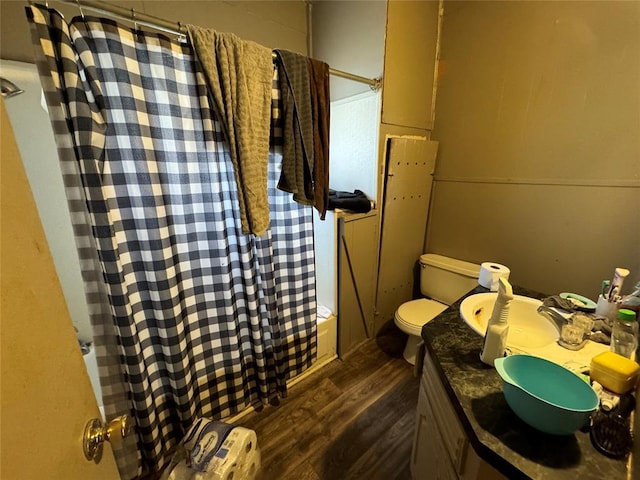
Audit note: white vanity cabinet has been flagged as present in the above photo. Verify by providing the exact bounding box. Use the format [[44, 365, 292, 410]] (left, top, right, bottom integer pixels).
[[411, 351, 505, 480]]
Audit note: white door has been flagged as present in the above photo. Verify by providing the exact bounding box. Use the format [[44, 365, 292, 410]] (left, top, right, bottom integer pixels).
[[1, 99, 121, 478]]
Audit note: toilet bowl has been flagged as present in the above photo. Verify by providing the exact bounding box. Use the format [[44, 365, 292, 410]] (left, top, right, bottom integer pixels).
[[394, 298, 448, 364], [393, 254, 481, 365]]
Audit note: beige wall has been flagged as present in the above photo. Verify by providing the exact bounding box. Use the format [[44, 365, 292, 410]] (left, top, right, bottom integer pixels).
[[381, 0, 440, 130], [377, 0, 440, 211], [311, 0, 386, 101], [427, 1, 640, 299], [0, 0, 307, 63], [6, 0, 636, 306]]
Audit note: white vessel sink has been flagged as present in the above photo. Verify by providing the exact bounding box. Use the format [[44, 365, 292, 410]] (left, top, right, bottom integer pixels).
[[460, 293, 559, 349], [459, 292, 608, 371]]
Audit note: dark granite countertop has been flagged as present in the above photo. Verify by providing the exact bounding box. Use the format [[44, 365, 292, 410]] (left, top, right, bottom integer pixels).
[[421, 284, 632, 480]]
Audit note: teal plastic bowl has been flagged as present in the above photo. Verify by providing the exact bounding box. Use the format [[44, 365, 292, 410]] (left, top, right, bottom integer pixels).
[[494, 354, 598, 435]]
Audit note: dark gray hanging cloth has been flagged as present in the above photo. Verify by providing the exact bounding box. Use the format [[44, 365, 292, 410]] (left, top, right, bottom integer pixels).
[[308, 58, 331, 220], [274, 49, 315, 206], [274, 49, 331, 220]]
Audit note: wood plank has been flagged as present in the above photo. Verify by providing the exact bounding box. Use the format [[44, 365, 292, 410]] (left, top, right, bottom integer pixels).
[[375, 138, 438, 332], [340, 381, 419, 479], [310, 373, 420, 479], [247, 377, 342, 436], [248, 378, 342, 478], [239, 332, 418, 480], [284, 460, 322, 480], [328, 337, 400, 391]]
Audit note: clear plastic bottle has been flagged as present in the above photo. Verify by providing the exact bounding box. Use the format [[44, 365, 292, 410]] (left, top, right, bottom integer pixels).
[[611, 309, 638, 360]]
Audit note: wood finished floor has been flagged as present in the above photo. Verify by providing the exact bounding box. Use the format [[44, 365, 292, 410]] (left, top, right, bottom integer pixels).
[[239, 324, 419, 480]]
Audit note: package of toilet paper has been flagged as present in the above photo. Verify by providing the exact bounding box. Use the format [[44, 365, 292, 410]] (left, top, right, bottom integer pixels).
[[182, 419, 236, 473], [199, 426, 259, 480], [164, 418, 260, 480]]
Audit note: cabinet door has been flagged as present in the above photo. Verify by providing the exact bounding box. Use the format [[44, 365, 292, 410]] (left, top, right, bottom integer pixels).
[[382, 0, 440, 129], [418, 352, 506, 480], [459, 443, 505, 480], [338, 214, 378, 356], [411, 383, 458, 480], [423, 352, 470, 476]]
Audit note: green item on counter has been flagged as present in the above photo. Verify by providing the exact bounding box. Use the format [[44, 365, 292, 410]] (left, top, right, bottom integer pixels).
[[494, 354, 598, 435], [578, 373, 590, 384], [617, 309, 636, 322]]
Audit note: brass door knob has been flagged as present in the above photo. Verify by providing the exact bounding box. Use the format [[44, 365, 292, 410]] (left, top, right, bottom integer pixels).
[[83, 415, 132, 461]]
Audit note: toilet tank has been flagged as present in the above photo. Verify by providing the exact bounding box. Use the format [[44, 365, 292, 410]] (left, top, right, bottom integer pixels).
[[420, 254, 481, 305]]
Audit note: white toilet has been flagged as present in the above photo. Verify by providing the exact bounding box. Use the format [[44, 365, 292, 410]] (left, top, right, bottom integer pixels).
[[394, 254, 481, 364]]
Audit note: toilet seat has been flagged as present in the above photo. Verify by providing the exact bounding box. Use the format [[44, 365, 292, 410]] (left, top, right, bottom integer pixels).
[[395, 298, 448, 336]]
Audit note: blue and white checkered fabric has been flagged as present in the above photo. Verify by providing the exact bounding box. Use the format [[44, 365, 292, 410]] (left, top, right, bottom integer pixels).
[[27, 5, 316, 477]]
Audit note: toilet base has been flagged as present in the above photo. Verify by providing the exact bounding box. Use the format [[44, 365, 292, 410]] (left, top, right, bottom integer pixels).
[[402, 334, 421, 365]]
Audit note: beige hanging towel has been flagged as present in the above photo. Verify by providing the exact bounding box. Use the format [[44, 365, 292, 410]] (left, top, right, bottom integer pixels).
[[187, 25, 273, 236]]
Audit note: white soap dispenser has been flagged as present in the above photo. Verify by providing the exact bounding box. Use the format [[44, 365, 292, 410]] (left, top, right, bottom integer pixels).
[[480, 277, 513, 366]]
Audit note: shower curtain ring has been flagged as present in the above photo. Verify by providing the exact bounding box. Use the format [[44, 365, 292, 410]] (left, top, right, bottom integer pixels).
[[76, 0, 85, 19], [177, 21, 187, 43], [131, 8, 138, 31]]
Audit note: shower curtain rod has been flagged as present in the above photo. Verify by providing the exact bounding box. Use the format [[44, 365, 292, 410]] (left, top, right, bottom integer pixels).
[[50, 0, 382, 90]]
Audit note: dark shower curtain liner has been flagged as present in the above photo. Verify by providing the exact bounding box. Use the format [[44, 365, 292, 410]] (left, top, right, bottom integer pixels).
[[26, 4, 317, 478]]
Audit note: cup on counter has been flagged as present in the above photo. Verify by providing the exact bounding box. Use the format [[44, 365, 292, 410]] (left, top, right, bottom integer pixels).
[[560, 323, 586, 349], [595, 294, 619, 322], [572, 313, 594, 335], [559, 313, 595, 351]]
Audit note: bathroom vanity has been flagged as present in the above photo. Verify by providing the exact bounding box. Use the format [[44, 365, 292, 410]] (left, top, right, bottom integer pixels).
[[412, 285, 631, 480]]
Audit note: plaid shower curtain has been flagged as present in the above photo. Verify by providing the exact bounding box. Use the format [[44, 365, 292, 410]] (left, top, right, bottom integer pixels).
[[26, 5, 316, 478]]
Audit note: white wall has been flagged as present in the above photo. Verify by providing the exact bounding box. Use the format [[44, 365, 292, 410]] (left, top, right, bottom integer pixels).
[[313, 210, 337, 312], [310, 1, 385, 313], [329, 91, 381, 200], [311, 0, 386, 101], [314, 91, 381, 312]]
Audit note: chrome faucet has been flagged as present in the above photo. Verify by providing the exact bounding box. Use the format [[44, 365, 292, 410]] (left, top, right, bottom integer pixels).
[[536, 305, 568, 329]]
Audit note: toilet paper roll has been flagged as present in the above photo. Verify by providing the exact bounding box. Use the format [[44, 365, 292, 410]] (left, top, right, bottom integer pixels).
[[206, 426, 259, 480], [240, 447, 261, 480], [181, 418, 259, 480], [478, 262, 511, 291]]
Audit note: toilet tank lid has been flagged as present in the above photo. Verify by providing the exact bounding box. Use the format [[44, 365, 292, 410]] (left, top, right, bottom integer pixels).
[[420, 254, 481, 278]]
